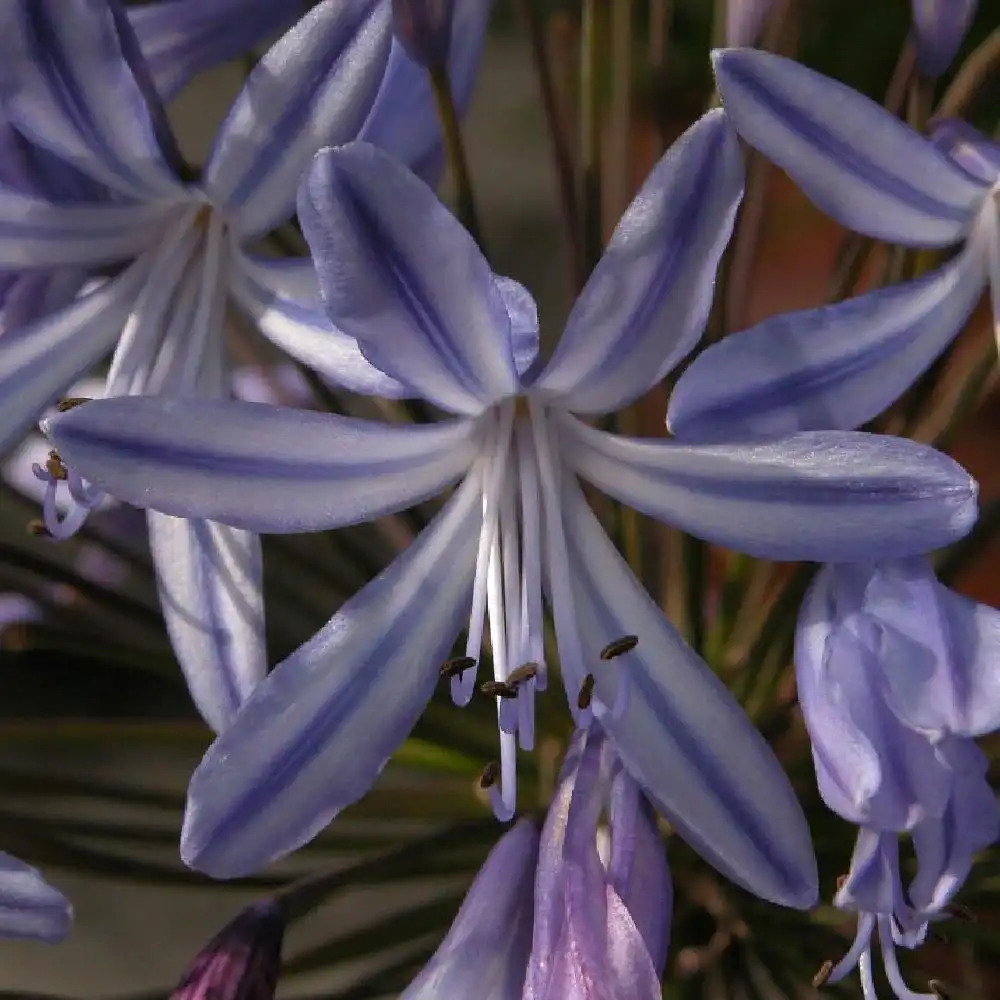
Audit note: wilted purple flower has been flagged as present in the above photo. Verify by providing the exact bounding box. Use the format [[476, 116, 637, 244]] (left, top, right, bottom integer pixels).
[[392, 0, 457, 68], [172, 901, 284, 1000], [49, 116, 977, 895], [797, 559, 1000, 997], [668, 49, 999, 442], [0, 0, 490, 735], [725, 0, 777, 48], [0, 853, 72, 943], [911, 0, 979, 78]]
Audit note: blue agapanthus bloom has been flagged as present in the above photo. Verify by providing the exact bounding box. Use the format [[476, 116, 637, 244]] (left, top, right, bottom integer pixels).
[[0, 853, 72, 943], [797, 558, 1000, 998], [0, 0, 489, 735], [401, 726, 670, 1000], [668, 48, 999, 442], [910, 0, 979, 78], [47, 114, 978, 901]]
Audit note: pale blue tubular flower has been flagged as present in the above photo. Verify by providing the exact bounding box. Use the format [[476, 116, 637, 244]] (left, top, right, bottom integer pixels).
[[0, 853, 72, 943], [667, 48, 999, 442], [911, 0, 979, 78], [47, 117, 978, 897], [797, 559, 1000, 998], [0, 0, 397, 735]]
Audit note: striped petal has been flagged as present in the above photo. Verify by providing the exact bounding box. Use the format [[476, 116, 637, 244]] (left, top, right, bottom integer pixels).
[[559, 415, 977, 562], [556, 477, 818, 907], [534, 110, 743, 414], [148, 513, 266, 735], [667, 248, 988, 439], [0, 187, 169, 268], [127, 0, 304, 101], [0, 0, 182, 199], [359, 0, 491, 182], [230, 254, 414, 398], [0, 261, 148, 458], [931, 120, 1000, 186], [401, 819, 538, 1000], [712, 48, 990, 246], [181, 471, 482, 877], [47, 396, 480, 532], [205, 0, 392, 238], [299, 143, 518, 413], [0, 854, 72, 943]]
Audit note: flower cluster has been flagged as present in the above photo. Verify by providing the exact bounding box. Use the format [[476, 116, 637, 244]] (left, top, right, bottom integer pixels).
[[0, 0, 997, 996]]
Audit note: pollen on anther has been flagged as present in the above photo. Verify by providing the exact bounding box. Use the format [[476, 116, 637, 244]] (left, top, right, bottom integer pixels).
[[811, 960, 833, 988], [481, 680, 518, 699], [600, 634, 638, 660], [27, 519, 51, 538], [440, 656, 476, 679], [55, 397, 92, 413], [577, 674, 595, 710], [480, 761, 500, 789], [45, 451, 68, 481], [507, 662, 539, 686]]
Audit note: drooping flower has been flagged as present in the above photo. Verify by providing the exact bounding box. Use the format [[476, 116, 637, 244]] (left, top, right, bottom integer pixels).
[[0, 853, 72, 943], [401, 726, 670, 1000], [667, 48, 998, 442], [796, 559, 1000, 998], [911, 0, 979, 78], [0, 0, 490, 734], [48, 118, 977, 897], [171, 900, 284, 1000]]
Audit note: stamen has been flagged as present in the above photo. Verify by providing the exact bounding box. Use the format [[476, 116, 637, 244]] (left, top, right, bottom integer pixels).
[[440, 656, 477, 679], [826, 913, 876, 983], [55, 397, 92, 412], [577, 673, 595, 710], [479, 761, 500, 789], [481, 680, 518, 699], [507, 662, 539, 685], [45, 451, 68, 481], [812, 960, 834, 988], [600, 634, 638, 660], [26, 519, 51, 537], [877, 916, 938, 1000]]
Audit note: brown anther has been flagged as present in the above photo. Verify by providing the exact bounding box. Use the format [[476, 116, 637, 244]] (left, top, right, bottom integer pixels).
[[600, 634, 638, 660], [835, 873, 848, 891], [946, 901, 976, 922], [440, 655, 476, 679], [480, 680, 518, 699], [928, 980, 950, 999], [480, 761, 500, 789], [55, 396, 92, 412], [26, 519, 51, 538], [577, 673, 595, 710], [45, 450, 68, 481], [507, 662, 539, 686], [811, 960, 834, 989]]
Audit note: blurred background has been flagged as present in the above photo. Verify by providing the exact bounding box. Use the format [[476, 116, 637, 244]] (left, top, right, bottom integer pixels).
[[1, 1, 999, 996]]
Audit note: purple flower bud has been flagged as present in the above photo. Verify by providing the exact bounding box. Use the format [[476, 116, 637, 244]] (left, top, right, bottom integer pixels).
[[171, 901, 284, 1000], [912, 0, 979, 77], [726, 0, 777, 47], [391, 0, 457, 69]]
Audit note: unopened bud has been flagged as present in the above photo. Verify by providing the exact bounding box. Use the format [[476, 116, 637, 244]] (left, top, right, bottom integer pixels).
[[391, 0, 456, 68]]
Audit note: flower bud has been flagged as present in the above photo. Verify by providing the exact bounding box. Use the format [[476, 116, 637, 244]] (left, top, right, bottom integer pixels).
[[391, 0, 456, 69], [912, 0, 978, 77]]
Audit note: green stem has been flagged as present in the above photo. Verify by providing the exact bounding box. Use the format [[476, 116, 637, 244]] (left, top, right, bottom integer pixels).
[[429, 65, 485, 250]]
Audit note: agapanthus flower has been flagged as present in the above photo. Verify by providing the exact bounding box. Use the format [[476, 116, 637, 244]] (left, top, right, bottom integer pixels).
[[0, 853, 72, 943], [725, 0, 777, 48], [392, 0, 456, 68], [171, 900, 283, 1000], [667, 48, 999, 442], [797, 559, 1000, 998], [48, 117, 977, 899], [911, 0, 979, 78], [0, 0, 489, 734], [402, 725, 669, 1000]]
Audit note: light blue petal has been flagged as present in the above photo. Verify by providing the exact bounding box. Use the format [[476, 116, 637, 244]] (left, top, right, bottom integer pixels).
[[0, 262, 148, 457], [359, 0, 491, 181], [556, 477, 818, 907], [0, 853, 72, 943], [931, 119, 1000, 185], [230, 254, 416, 398], [0, 0, 182, 199], [534, 110, 743, 414], [859, 560, 1000, 740], [204, 0, 392, 238], [712, 49, 990, 245], [496, 275, 540, 380], [148, 513, 266, 735], [180, 471, 483, 877], [0, 186, 171, 268], [835, 830, 903, 915], [667, 248, 987, 439], [796, 565, 954, 830], [299, 143, 518, 413], [559, 415, 978, 562], [401, 819, 538, 1000], [48, 396, 481, 532], [912, 0, 978, 77], [127, 0, 304, 101]]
